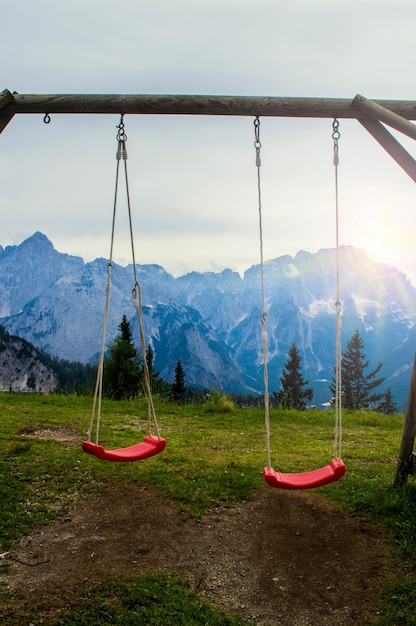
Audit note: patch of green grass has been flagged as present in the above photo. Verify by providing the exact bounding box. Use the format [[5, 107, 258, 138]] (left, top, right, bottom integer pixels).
[[0, 585, 23, 603], [337, 480, 416, 562], [0, 395, 100, 548], [364, 576, 416, 625], [203, 392, 236, 414], [51, 575, 252, 625]]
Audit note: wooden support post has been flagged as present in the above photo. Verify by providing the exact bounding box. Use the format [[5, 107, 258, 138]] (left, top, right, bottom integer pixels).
[[357, 115, 416, 183], [394, 354, 416, 487], [0, 89, 15, 133], [352, 94, 416, 141]]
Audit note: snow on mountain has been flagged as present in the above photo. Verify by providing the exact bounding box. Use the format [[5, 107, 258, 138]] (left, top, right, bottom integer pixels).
[[1, 232, 416, 408]]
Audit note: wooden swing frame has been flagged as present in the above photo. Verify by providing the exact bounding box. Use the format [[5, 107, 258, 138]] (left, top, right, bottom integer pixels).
[[1, 89, 415, 484]]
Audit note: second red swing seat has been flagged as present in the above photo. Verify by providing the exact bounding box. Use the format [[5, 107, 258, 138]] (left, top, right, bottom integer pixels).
[[264, 457, 346, 490], [82, 435, 166, 462]]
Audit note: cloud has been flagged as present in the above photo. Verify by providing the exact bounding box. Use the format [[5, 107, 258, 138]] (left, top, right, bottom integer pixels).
[[1, 0, 416, 285]]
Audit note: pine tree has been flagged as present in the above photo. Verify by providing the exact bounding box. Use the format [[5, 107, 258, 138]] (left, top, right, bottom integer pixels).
[[337, 330, 385, 409], [103, 315, 141, 400], [377, 387, 397, 414], [171, 359, 186, 404], [143, 344, 164, 394], [273, 343, 313, 410]]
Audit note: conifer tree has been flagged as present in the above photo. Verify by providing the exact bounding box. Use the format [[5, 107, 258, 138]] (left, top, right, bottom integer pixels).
[[377, 387, 397, 415], [143, 344, 164, 394], [103, 315, 141, 400], [171, 359, 186, 404], [273, 343, 313, 410], [336, 329, 385, 409]]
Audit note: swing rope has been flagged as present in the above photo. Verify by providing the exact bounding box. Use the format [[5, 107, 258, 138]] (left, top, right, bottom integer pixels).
[[120, 119, 161, 440], [255, 116, 346, 489], [87, 126, 121, 445], [333, 118, 343, 461], [254, 117, 272, 469], [86, 116, 161, 447]]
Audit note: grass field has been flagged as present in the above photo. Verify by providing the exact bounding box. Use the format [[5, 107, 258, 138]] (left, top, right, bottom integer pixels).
[[1, 393, 416, 624]]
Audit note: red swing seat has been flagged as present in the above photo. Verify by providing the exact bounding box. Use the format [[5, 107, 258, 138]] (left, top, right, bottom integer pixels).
[[264, 457, 346, 490], [82, 435, 166, 462]]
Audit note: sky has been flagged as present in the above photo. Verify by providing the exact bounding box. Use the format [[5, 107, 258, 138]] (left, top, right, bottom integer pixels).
[[1, 0, 416, 283]]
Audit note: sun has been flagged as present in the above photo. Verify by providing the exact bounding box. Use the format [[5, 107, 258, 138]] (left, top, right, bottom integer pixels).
[[342, 193, 409, 275]]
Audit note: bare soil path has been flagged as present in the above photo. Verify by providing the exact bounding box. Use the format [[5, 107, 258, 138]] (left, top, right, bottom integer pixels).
[[1, 480, 392, 625]]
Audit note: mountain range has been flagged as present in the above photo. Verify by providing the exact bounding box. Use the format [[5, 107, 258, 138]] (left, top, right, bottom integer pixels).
[[0, 231, 415, 410]]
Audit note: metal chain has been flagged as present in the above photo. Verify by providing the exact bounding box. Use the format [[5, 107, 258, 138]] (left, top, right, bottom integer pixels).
[[332, 118, 340, 161], [254, 116, 262, 166], [116, 114, 128, 160]]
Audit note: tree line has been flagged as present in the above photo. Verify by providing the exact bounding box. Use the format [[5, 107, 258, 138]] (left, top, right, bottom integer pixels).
[[39, 316, 397, 413], [100, 315, 187, 404], [275, 329, 396, 414]]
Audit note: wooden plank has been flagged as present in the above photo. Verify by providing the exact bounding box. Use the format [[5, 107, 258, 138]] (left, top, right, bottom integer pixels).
[[357, 115, 416, 183], [1, 92, 416, 119], [353, 94, 416, 140], [394, 354, 416, 487]]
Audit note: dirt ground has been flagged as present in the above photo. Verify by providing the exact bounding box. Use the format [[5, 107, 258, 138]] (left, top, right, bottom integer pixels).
[[1, 481, 393, 626], [1, 428, 393, 625]]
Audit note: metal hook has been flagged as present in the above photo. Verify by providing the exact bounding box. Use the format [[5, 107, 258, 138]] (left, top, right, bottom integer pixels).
[[116, 113, 127, 142], [43, 113, 51, 124], [254, 116, 261, 148]]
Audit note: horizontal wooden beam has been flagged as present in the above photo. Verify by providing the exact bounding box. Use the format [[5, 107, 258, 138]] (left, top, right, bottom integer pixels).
[[1, 91, 416, 120], [352, 94, 416, 140]]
